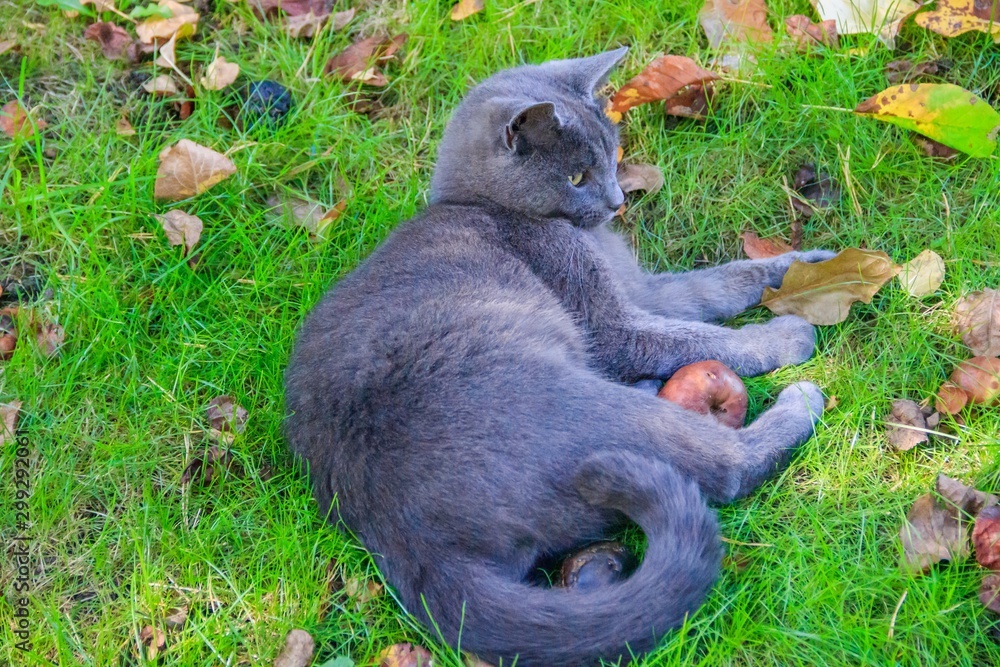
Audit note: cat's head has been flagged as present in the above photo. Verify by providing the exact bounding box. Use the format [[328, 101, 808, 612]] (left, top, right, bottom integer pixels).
[[429, 48, 628, 229]]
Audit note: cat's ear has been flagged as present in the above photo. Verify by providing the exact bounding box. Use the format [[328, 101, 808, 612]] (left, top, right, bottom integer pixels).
[[503, 101, 559, 153], [558, 47, 629, 95]]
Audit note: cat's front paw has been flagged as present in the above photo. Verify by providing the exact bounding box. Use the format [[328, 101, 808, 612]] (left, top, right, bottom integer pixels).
[[764, 315, 817, 366], [775, 381, 825, 427]]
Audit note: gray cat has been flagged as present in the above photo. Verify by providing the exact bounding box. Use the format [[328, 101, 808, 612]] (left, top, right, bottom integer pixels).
[[285, 48, 832, 667]]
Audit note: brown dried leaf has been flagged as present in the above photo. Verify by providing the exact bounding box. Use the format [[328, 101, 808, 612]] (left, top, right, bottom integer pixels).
[[1, 101, 47, 140], [180, 445, 241, 485], [136, 0, 199, 45], [785, 14, 838, 49], [898, 249, 945, 297], [0, 41, 18, 56], [974, 506, 1000, 570], [139, 625, 166, 660], [608, 55, 720, 121], [740, 231, 792, 259], [343, 575, 383, 610], [378, 643, 434, 667], [116, 115, 136, 136], [915, 0, 1000, 41], [36, 321, 64, 357], [0, 400, 21, 447], [616, 163, 664, 194], [792, 164, 840, 216], [249, 0, 328, 18], [164, 605, 188, 630], [283, 10, 325, 37], [936, 474, 999, 517], [885, 399, 928, 451], [935, 381, 969, 415], [206, 395, 248, 434], [699, 0, 773, 48], [981, 573, 1000, 613], [273, 629, 315, 667], [450, 0, 485, 21], [143, 74, 180, 96], [950, 356, 1000, 405], [155, 209, 202, 254], [84, 21, 134, 60], [325, 33, 408, 87], [663, 83, 716, 118], [953, 289, 1000, 357], [200, 56, 239, 90], [760, 248, 899, 325], [154, 139, 236, 201], [912, 135, 960, 160], [899, 492, 970, 572], [885, 58, 940, 85]]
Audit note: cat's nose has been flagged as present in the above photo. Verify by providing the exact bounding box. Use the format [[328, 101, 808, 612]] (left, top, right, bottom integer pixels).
[[606, 184, 625, 210]]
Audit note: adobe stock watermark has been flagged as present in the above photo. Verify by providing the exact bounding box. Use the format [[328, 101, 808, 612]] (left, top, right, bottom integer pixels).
[[10, 430, 33, 653]]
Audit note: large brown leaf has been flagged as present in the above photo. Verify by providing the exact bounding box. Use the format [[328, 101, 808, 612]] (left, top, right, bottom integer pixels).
[[699, 0, 774, 48], [325, 34, 408, 87], [84, 21, 134, 60], [154, 139, 236, 201], [760, 248, 899, 325], [607, 55, 719, 122], [952, 288, 1000, 357], [899, 492, 970, 572]]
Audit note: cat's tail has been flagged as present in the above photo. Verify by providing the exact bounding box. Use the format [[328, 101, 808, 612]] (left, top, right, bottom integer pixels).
[[433, 451, 722, 667]]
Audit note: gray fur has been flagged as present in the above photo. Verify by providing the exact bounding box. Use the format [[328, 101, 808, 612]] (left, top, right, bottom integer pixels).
[[285, 48, 830, 667]]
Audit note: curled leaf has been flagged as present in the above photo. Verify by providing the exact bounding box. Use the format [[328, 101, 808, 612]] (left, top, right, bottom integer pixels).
[[201, 56, 239, 90], [84, 21, 134, 60], [155, 209, 202, 254], [952, 289, 1000, 357], [206, 395, 248, 435], [143, 74, 179, 96], [899, 492, 970, 572], [898, 249, 945, 297], [608, 55, 719, 122], [616, 163, 663, 194], [154, 139, 236, 201], [784, 14, 838, 49], [135, 0, 198, 45], [760, 248, 899, 325], [855, 83, 1000, 158], [885, 399, 928, 451], [937, 474, 998, 517], [885, 58, 942, 85], [325, 33, 407, 87]]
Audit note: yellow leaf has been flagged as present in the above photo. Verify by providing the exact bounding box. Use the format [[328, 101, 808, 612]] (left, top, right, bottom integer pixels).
[[898, 249, 945, 297], [760, 248, 899, 325], [450, 0, 484, 21], [200, 56, 239, 90], [915, 0, 1000, 42]]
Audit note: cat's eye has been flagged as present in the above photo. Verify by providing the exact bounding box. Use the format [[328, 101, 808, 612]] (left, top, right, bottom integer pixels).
[[568, 172, 585, 186]]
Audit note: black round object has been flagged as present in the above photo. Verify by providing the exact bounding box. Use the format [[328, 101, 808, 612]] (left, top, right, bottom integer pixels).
[[560, 541, 636, 590], [240, 80, 294, 129]]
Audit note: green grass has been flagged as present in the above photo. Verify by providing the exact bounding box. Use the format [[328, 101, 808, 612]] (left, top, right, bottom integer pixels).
[[2, 0, 1000, 664]]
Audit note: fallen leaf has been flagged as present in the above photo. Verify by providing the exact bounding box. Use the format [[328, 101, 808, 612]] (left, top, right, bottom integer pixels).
[[36, 321, 64, 357], [885, 58, 941, 85], [915, 0, 1000, 42], [981, 573, 1000, 613], [316, 201, 347, 238], [785, 14, 838, 49], [935, 381, 969, 415], [898, 249, 945, 297], [0, 41, 18, 56], [760, 248, 899, 325], [206, 395, 248, 435], [377, 643, 434, 667], [616, 163, 664, 194], [164, 605, 188, 630], [201, 56, 239, 90], [950, 357, 1000, 405], [136, 0, 198, 45], [855, 83, 1000, 158], [810, 0, 921, 47], [450, 0, 484, 21], [1, 101, 47, 140], [283, 10, 325, 37], [249, 0, 330, 17], [0, 400, 21, 447], [154, 139, 236, 201], [663, 83, 716, 118], [740, 231, 793, 259], [180, 445, 241, 485], [343, 575, 382, 610], [900, 492, 970, 572], [912, 134, 961, 160], [325, 33, 407, 87], [791, 164, 840, 216], [975, 506, 1000, 570], [273, 629, 315, 667], [608, 55, 720, 122], [937, 474, 998, 517], [699, 0, 773, 48], [885, 399, 928, 451], [953, 289, 1000, 357], [0, 312, 17, 360], [143, 74, 179, 96], [116, 115, 136, 136], [139, 625, 166, 660], [84, 21, 133, 60], [155, 209, 202, 254]]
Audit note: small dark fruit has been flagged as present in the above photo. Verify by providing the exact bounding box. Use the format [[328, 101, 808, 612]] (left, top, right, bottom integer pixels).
[[560, 542, 636, 590], [239, 80, 294, 129], [658, 360, 748, 428]]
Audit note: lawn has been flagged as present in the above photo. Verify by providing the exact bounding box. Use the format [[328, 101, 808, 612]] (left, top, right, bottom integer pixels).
[[2, 0, 1000, 665]]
